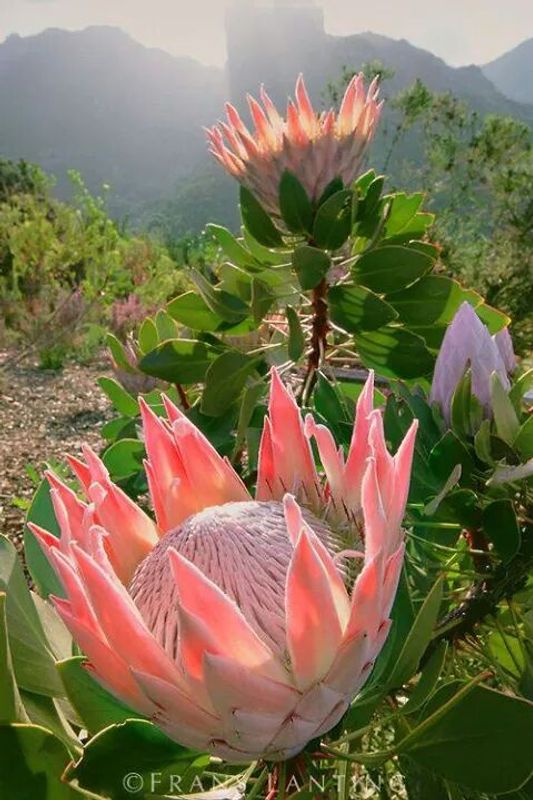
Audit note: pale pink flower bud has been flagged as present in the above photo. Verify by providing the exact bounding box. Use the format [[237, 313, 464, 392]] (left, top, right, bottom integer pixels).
[[430, 302, 515, 423], [32, 370, 416, 763]]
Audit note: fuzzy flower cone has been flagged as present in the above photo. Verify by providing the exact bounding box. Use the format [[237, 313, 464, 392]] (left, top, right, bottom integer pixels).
[[430, 302, 516, 423], [206, 74, 382, 218], [31, 369, 417, 763]]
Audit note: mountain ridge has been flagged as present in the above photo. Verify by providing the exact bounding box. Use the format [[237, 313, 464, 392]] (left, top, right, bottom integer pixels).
[[0, 23, 531, 230], [482, 38, 533, 106]]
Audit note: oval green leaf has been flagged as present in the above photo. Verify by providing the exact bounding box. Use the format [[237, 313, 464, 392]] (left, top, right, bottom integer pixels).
[[139, 339, 218, 384], [240, 186, 283, 248], [312, 189, 353, 250], [354, 245, 434, 294], [355, 327, 434, 380], [328, 283, 398, 333]]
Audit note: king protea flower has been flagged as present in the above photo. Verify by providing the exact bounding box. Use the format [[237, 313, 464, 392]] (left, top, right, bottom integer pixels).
[[31, 370, 416, 763], [206, 74, 382, 217], [430, 302, 516, 423]]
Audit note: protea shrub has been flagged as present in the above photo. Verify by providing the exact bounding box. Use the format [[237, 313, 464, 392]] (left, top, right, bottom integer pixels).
[[30, 369, 416, 763]]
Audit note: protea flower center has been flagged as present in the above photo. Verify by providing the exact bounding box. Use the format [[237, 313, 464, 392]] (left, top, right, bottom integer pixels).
[[129, 500, 333, 656]]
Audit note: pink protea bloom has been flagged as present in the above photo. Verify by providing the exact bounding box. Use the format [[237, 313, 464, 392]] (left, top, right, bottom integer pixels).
[[31, 370, 417, 763], [430, 302, 516, 423], [206, 74, 382, 217]]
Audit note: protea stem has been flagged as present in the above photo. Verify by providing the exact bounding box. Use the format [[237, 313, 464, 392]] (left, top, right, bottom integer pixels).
[[300, 277, 330, 405]]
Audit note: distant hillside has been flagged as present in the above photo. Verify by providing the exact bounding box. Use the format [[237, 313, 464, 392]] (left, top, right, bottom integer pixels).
[[226, 6, 532, 120], [0, 20, 531, 233], [0, 26, 228, 219], [482, 38, 533, 106]]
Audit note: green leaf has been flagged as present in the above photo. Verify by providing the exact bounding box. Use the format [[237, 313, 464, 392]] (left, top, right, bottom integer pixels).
[[514, 415, 533, 460], [20, 691, 79, 754], [207, 223, 258, 268], [0, 593, 28, 723], [97, 377, 138, 418], [137, 318, 158, 354], [483, 499, 521, 563], [487, 629, 526, 681], [233, 380, 267, 457], [240, 186, 283, 248], [491, 372, 520, 445], [474, 419, 493, 464], [312, 373, 349, 440], [403, 641, 449, 715], [58, 657, 140, 735], [509, 369, 533, 411], [286, 306, 305, 362], [328, 284, 398, 333], [357, 174, 384, 214], [355, 327, 434, 380], [0, 536, 63, 697], [251, 277, 274, 324], [370, 569, 415, 690], [139, 339, 218, 384], [154, 309, 177, 341], [317, 176, 344, 207], [312, 189, 353, 250], [106, 333, 135, 373], [242, 228, 289, 265], [292, 245, 331, 290], [402, 683, 533, 795], [167, 292, 223, 332], [102, 439, 145, 481], [450, 370, 483, 438], [429, 431, 475, 484], [423, 464, 462, 517], [31, 594, 72, 663], [383, 192, 424, 237], [476, 302, 510, 333], [353, 245, 434, 294], [354, 169, 376, 196], [190, 270, 249, 325], [382, 212, 435, 245], [201, 351, 259, 417], [387, 578, 443, 689], [440, 488, 481, 529], [68, 719, 207, 799], [0, 723, 76, 799], [279, 170, 313, 233], [101, 417, 136, 444], [24, 480, 63, 599], [387, 276, 482, 326]]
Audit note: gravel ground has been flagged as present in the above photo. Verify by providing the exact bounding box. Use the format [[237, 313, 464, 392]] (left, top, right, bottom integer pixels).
[[0, 353, 112, 553]]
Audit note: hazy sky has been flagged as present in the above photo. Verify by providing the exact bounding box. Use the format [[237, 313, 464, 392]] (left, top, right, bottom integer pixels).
[[2, 0, 532, 67]]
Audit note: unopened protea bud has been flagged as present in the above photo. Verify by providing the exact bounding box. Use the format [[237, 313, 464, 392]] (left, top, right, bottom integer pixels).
[[207, 74, 382, 218], [109, 337, 162, 396], [430, 302, 516, 423]]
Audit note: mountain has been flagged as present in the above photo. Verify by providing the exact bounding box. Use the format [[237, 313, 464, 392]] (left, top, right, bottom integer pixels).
[[0, 26, 228, 219], [0, 19, 531, 233], [482, 39, 533, 106], [226, 5, 532, 120]]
